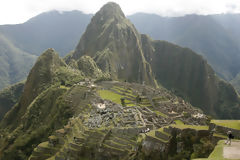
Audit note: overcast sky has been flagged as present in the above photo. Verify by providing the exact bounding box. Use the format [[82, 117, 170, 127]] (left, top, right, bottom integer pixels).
[[1, 0, 240, 25]]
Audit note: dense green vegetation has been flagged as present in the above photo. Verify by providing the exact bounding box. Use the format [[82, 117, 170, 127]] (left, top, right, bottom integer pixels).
[[193, 140, 240, 160], [0, 3, 240, 160], [0, 49, 85, 159], [0, 81, 24, 120], [168, 127, 214, 160], [72, 2, 157, 87]]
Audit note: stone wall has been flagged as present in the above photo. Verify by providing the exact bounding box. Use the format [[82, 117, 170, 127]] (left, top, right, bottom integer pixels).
[[209, 123, 240, 139]]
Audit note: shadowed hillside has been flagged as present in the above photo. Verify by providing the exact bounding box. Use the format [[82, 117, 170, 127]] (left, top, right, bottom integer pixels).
[[0, 82, 24, 120], [0, 34, 36, 90], [129, 13, 240, 83]]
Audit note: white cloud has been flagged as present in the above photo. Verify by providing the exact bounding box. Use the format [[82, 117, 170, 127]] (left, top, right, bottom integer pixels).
[[0, 0, 240, 24]]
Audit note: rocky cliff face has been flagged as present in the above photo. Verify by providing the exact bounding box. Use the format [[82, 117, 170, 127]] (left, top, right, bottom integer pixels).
[[140, 35, 240, 118], [71, 2, 157, 87]]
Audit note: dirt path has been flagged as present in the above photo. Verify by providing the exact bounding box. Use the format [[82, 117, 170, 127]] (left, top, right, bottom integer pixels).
[[223, 141, 240, 159]]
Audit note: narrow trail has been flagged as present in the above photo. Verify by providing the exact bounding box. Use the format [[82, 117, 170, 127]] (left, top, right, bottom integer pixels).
[[223, 141, 240, 160]]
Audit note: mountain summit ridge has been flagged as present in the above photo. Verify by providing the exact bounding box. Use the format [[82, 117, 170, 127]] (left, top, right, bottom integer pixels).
[[72, 2, 157, 86]]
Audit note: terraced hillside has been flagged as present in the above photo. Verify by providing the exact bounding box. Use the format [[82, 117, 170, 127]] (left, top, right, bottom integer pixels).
[[1, 2, 240, 160], [25, 80, 211, 160]]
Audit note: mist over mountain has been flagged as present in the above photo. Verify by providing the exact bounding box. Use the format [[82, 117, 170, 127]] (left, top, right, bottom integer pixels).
[[129, 13, 240, 82], [0, 10, 92, 56], [0, 33, 36, 90]]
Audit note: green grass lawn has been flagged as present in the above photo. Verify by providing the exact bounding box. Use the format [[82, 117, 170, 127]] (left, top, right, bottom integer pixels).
[[213, 133, 227, 139], [211, 120, 240, 130], [59, 85, 70, 89], [97, 89, 133, 106], [146, 130, 168, 143], [174, 119, 184, 125], [154, 110, 168, 118], [157, 127, 171, 136], [208, 140, 226, 160], [170, 124, 209, 130], [38, 141, 50, 148]]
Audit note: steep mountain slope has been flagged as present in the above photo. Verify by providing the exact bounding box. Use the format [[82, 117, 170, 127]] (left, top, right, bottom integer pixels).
[[0, 81, 24, 120], [141, 35, 240, 118], [0, 11, 92, 56], [1, 11, 240, 91], [0, 34, 36, 90], [129, 13, 240, 81], [0, 49, 86, 159], [69, 2, 240, 119], [71, 2, 157, 86], [1, 11, 239, 84], [0, 3, 239, 160]]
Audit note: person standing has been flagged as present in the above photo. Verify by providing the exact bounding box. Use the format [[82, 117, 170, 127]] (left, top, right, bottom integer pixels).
[[225, 131, 234, 145]]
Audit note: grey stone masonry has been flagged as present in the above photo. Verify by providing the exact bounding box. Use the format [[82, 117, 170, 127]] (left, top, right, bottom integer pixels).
[[209, 123, 240, 139], [155, 131, 170, 140]]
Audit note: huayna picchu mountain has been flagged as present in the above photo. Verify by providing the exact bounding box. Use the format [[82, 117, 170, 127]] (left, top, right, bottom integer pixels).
[[68, 2, 157, 87], [0, 2, 240, 160]]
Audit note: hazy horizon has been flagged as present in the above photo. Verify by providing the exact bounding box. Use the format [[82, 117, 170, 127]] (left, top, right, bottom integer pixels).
[[0, 0, 240, 25]]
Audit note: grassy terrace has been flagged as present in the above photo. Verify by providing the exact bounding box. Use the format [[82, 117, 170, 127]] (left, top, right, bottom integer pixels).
[[59, 85, 70, 90], [154, 110, 168, 118], [146, 130, 169, 143], [152, 96, 169, 102], [97, 89, 135, 106], [174, 119, 184, 125], [157, 127, 171, 137], [211, 120, 240, 130], [112, 86, 136, 98], [38, 141, 50, 148], [170, 124, 209, 130], [213, 133, 227, 139], [193, 140, 240, 160]]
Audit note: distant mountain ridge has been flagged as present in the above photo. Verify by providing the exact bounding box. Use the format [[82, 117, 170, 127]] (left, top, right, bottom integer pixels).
[[129, 13, 240, 81], [1, 10, 240, 92], [0, 10, 92, 56], [0, 3, 240, 159]]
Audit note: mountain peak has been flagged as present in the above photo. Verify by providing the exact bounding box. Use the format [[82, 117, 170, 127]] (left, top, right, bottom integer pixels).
[[96, 2, 125, 20]]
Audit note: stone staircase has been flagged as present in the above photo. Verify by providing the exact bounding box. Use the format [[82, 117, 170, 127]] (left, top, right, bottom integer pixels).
[[102, 130, 138, 159]]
